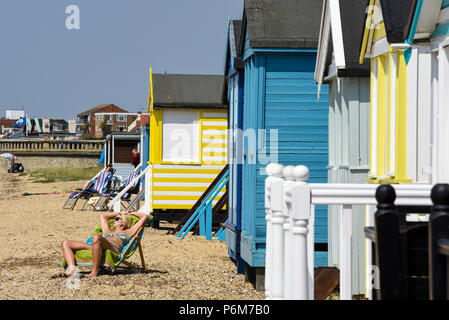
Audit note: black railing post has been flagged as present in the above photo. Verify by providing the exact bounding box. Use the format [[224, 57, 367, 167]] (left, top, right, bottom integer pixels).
[[429, 183, 449, 300], [374, 184, 403, 299]]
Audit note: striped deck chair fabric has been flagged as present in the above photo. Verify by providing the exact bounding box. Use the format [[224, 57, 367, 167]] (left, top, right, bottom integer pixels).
[[63, 171, 113, 210], [93, 168, 142, 211]]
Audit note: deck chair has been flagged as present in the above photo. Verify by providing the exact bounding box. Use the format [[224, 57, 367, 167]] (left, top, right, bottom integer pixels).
[[92, 168, 142, 211], [63, 170, 114, 211], [61, 214, 152, 273]]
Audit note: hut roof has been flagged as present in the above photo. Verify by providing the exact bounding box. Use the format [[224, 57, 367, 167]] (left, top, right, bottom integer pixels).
[[153, 74, 225, 108], [240, 0, 324, 51]]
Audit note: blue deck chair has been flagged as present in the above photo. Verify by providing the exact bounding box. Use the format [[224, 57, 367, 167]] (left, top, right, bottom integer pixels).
[[63, 170, 114, 210], [92, 168, 142, 211]]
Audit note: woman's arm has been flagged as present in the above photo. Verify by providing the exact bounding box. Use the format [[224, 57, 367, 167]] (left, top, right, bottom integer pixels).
[[100, 212, 118, 234], [125, 211, 150, 237]]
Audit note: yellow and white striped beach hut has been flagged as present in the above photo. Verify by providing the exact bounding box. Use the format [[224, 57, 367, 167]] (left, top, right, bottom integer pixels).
[[144, 73, 228, 220]]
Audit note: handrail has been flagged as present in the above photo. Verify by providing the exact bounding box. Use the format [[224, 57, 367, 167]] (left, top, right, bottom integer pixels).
[[171, 164, 229, 235], [107, 163, 146, 211], [176, 169, 229, 239], [192, 189, 228, 235], [264, 163, 434, 301]]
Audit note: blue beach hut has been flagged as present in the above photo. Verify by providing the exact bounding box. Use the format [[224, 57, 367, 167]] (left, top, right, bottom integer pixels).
[[235, 0, 329, 289]]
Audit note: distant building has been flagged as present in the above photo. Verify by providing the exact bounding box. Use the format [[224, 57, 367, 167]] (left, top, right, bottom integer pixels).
[[93, 112, 139, 138], [76, 104, 138, 137], [0, 118, 18, 137], [5, 109, 25, 120], [68, 119, 76, 134]]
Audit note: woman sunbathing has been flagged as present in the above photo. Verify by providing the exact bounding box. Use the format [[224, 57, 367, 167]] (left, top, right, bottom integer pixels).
[[60, 210, 149, 278]]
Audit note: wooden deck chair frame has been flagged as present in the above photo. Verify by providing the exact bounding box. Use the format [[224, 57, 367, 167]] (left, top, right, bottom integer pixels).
[[63, 181, 95, 210], [116, 218, 151, 272], [92, 186, 140, 212], [79, 175, 114, 211]]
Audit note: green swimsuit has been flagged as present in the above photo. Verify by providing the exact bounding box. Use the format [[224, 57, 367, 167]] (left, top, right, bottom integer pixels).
[[103, 233, 130, 251]]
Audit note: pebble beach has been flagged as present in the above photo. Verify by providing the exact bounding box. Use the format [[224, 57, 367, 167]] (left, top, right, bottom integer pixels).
[[0, 172, 265, 300]]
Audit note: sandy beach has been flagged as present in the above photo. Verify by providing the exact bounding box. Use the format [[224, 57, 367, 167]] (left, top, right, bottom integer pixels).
[[0, 172, 264, 300]]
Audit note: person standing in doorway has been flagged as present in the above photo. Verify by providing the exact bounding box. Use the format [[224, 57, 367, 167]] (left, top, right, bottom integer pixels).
[[131, 148, 140, 168]]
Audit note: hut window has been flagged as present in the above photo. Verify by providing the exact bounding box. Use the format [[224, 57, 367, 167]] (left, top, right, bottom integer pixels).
[[162, 109, 200, 163]]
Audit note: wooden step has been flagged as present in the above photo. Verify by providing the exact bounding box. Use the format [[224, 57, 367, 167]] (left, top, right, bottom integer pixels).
[[314, 267, 340, 300]]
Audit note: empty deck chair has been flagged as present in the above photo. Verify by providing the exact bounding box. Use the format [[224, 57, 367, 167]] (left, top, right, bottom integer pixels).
[[63, 170, 114, 211], [93, 168, 142, 211], [61, 214, 152, 273]]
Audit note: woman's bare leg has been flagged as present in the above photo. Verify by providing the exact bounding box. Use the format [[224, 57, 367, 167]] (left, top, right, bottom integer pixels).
[[88, 235, 120, 278], [61, 240, 92, 275]]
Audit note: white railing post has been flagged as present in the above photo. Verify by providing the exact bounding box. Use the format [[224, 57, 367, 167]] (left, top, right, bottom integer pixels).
[[270, 166, 286, 300], [143, 164, 153, 214], [282, 165, 295, 299], [264, 163, 284, 300], [339, 204, 353, 300], [290, 165, 311, 300]]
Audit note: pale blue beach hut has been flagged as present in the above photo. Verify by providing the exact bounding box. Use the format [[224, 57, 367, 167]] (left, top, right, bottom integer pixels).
[[314, 0, 371, 295]]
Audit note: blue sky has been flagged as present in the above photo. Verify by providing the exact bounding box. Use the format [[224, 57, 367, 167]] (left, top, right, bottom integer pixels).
[[0, 0, 243, 120]]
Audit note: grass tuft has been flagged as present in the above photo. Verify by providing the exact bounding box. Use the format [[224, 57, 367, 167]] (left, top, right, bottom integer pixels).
[[29, 167, 101, 183]]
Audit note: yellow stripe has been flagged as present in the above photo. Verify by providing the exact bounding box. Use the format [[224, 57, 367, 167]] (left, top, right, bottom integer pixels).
[[386, 50, 393, 175], [153, 168, 223, 174], [202, 152, 227, 157], [202, 135, 227, 140], [149, 109, 162, 163], [395, 50, 409, 181], [153, 186, 210, 192], [153, 195, 224, 201], [202, 126, 228, 130], [153, 204, 227, 210], [202, 143, 227, 148], [153, 177, 215, 183], [360, 0, 376, 63], [373, 21, 386, 42]]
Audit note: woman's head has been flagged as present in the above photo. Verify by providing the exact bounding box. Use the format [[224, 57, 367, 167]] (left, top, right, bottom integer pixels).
[[113, 212, 132, 230], [105, 163, 113, 172]]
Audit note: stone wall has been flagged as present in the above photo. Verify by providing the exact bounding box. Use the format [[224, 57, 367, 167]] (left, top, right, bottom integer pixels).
[[2, 155, 101, 172]]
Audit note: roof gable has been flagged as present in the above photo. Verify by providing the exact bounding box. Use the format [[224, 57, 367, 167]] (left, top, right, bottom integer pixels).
[[315, 0, 370, 87], [77, 104, 127, 116]]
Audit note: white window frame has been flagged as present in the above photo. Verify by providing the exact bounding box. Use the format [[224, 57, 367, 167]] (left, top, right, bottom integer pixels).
[[162, 109, 200, 164], [116, 114, 127, 122]]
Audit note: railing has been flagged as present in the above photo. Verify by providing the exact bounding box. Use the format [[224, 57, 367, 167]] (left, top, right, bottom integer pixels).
[[264, 163, 433, 300], [176, 168, 229, 240], [171, 164, 229, 236], [0, 139, 104, 154]]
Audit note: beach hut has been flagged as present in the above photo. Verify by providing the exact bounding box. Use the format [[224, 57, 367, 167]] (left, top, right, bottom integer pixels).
[[145, 74, 228, 225], [357, 0, 449, 297], [359, 0, 449, 183], [314, 0, 371, 295], [236, 0, 328, 288], [223, 18, 246, 274], [358, 0, 441, 185], [103, 132, 141, 181]]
